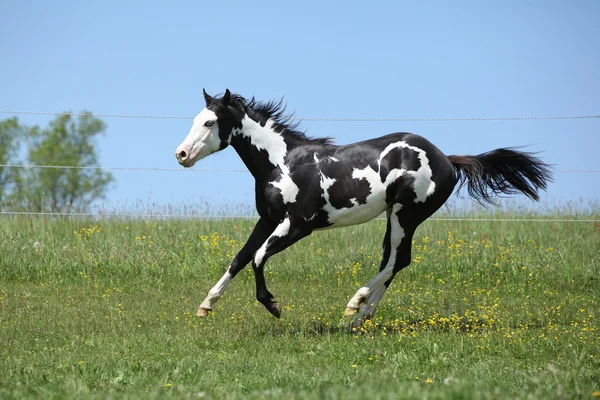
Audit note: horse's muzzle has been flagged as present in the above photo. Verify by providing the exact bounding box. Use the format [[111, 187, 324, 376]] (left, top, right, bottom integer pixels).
[[175, 149, 195, 167]]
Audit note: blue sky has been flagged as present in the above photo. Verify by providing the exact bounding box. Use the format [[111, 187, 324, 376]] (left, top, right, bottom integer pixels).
[[1, 1, 599, 214]]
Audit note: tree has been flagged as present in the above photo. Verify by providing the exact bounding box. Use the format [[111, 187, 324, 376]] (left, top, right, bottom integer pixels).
[[0, 117, 26, 206], [3, 113, 114, 212]]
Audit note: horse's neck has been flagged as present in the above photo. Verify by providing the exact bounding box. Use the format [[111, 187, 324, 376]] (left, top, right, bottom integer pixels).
[[231, 116, 292, 180]]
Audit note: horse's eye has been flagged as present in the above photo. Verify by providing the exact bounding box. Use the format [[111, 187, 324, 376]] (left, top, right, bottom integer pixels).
[[205, 120, 215, 127]]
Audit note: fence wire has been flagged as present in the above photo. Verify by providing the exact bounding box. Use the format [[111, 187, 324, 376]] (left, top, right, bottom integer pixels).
[[1, 109, 600, 122], [2, 109, 597, 223], [0, 211, 597, 223], [0, 164, 597, 173]]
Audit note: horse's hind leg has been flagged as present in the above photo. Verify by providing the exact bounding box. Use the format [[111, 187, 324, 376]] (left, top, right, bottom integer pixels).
[[354, 233, 414, 325], [348, 210, 393, 324], [351, 244, 412, 327], [344, 204, 413, 320]]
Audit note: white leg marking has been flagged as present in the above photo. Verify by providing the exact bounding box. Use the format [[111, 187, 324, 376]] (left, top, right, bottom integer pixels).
[[351, 285, 388, 327], [346, 287, 370, 310], [346, 204, 404, 311], [199, 268, 234, 310], [254, 218, 291, 267], [362, 285, 387, 318]]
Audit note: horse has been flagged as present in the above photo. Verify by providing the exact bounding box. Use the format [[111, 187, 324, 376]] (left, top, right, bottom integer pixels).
[[175, 89, 552, 327]]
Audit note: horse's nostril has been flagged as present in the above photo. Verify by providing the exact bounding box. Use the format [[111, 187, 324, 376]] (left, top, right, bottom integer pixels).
[[178, 150, 187, 159]]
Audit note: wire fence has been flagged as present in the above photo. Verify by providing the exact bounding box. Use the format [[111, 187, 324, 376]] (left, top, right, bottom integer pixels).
[[0, 164, 248, 172], [2, 110, 599, 173], [1, 108, 598, 223], [0, 164, 598, 173], [0, 210, 597, 223], [2, 109, 600, 122]]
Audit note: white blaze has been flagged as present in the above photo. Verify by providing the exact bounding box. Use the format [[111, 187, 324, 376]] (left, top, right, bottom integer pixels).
[[177, 108, 221, 166]]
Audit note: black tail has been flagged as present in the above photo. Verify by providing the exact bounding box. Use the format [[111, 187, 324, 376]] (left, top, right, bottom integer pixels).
[[448, 148, 553, 204]]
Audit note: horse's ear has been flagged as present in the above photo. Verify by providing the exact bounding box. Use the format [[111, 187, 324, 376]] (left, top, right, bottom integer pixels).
[[222, 89, 231, 106], [203, 89, 214, 106]]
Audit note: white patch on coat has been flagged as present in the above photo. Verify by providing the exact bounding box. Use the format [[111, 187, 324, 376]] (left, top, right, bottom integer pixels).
[[199, 268, 234, 310], [303, 213, 317, 221], [235, 117, 299, 203], [318, 171, 336, 202], [176, 108, 220, 167], [378, 141, 436, 203], [314, 153, 339, 165], [254, 218, 291, 266]]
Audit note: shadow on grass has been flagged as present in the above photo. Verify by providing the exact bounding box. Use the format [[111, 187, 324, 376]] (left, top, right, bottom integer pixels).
[[248, 313, 504, 339]]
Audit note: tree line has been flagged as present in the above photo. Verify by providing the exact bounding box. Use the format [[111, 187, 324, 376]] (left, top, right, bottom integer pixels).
[[0, 113, 113, 212]]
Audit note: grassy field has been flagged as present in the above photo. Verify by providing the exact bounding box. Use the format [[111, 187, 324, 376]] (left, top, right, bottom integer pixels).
[[0, 213, 599, 399]]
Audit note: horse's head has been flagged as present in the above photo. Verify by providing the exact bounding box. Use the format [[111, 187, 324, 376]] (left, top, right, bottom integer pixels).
[[175, 89, 242, 167]]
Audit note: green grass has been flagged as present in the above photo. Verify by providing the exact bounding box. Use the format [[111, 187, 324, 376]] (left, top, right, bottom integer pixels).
[[0, 214, 599, 399]]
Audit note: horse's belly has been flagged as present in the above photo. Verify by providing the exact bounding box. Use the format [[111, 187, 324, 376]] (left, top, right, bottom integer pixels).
[[323, 190, 388, 228]]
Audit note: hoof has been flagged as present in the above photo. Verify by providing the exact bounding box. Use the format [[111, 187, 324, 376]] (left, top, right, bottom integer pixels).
[[266, 302, 282, 318], [344, 307, 358, 316], [339, 315, 359, 333], [340, 314, 367, 332], [196, 307, 211, 317]]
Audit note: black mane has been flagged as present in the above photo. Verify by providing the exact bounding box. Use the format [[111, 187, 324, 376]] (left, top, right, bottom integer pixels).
[[230, 94, 333, 145]]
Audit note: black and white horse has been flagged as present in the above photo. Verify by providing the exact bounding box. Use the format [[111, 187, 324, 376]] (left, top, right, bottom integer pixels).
[[175, 89, 551, 326]]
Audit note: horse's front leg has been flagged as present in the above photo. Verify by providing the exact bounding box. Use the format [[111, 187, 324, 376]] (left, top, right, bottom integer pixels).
[[252, 217, 311, 318], [197, 218, 275, 317]]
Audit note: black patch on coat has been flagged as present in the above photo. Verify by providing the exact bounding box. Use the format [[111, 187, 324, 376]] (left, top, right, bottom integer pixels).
[[385, 174, 417, 205], [207, 100, 244, 150], [379, 145, 422, 183]]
